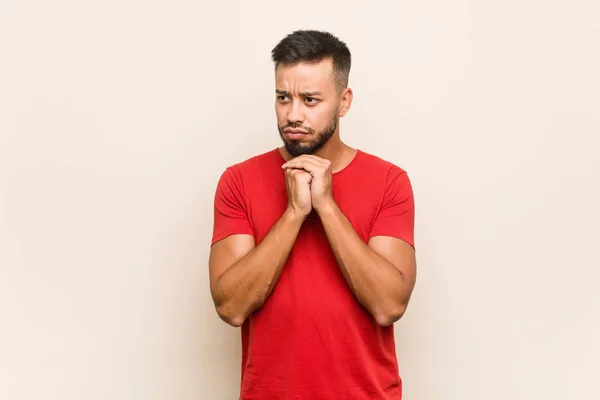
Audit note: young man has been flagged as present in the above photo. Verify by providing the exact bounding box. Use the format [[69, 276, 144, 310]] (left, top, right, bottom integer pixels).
[[209, 30, 416, 399]]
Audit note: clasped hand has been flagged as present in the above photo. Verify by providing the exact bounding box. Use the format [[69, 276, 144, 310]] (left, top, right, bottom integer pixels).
[[282, 154, 334, 215]]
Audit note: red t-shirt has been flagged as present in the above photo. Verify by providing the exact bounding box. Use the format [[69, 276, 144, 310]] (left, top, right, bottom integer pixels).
[[211, 148, 415, 399]]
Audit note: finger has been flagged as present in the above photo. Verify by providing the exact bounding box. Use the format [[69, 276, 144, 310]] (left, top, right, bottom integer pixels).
[[282, 157, 323, 171], [285, 154, 328, 164], [282, 160, 322, 176], [286, 168, 312, 179], [285, 169, 312, 185], [298, 154, 330, 165], [282, 155, 330, 170]]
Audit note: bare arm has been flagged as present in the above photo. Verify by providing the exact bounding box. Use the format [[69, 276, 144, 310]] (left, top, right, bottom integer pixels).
[[317, 201, 417, 326], [209, 165, 313, 327], [280, 154, 416, 327], [209, 208, 305, 327]]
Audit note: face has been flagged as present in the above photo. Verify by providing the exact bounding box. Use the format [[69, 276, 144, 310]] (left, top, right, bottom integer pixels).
[[275, 58, 351, 157]]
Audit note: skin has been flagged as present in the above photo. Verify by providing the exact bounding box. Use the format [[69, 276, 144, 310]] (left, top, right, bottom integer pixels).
[[209, 57, 416, 327]]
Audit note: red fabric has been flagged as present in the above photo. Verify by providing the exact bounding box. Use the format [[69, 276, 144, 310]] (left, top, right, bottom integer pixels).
[[211, 148, 415, 399]]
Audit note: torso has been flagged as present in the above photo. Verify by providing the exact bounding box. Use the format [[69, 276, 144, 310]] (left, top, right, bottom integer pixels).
[[231, 148, 404, 399]]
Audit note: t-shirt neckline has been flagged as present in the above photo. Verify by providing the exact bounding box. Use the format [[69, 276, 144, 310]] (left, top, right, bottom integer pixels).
[[275, 148, 362, 176]]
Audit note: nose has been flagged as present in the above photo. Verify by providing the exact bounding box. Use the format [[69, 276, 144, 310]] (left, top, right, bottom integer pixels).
[[286, 99, 303, 126]]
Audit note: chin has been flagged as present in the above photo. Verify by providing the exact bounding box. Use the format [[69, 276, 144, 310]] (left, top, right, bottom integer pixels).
[[286, 144, 317, 157]]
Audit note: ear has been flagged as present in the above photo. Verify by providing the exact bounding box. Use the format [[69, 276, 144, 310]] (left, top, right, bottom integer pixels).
[[339, 87, 353, 117]]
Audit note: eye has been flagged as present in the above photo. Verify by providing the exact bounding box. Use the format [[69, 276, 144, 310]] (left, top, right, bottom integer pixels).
[[305, 97, 318, 104], [277, 95, 288, 102]]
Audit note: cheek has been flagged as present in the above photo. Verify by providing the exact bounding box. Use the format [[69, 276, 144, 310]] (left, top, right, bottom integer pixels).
[[275, 104, 287, 122], [309, 106, 335, 128]]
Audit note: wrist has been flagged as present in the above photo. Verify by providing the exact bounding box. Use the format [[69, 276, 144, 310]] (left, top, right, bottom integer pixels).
[[283, 206, 309, 224], [315, 196, 337, 216]]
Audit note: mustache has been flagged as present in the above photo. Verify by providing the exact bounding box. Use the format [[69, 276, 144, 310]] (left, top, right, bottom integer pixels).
[[280, 123, 315, 134]]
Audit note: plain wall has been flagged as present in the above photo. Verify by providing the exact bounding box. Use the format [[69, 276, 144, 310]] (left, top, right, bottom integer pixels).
[[1, 1, 599, 399]]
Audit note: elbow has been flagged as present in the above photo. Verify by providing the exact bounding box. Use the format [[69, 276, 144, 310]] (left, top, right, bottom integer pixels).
[[215, 305, 246, 327], [374, 304, 407, 327], [226, 317, 245, 328], [215, 294, 266, 327]]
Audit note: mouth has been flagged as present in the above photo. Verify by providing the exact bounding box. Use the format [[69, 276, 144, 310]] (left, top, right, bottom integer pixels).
[[284, 129, 309, 140]]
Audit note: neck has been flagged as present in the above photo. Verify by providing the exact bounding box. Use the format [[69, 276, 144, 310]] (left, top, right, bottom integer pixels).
[[314, 138, 348, 170]]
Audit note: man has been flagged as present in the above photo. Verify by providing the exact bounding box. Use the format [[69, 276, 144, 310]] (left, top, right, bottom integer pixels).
[[209, 30, 416, 399]]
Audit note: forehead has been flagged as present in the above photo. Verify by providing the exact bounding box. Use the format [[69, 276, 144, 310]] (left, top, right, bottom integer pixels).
[[275, 58, 335, 91]]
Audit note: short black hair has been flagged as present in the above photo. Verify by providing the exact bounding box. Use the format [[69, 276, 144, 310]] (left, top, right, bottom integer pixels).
[[271, 30, 351, 90]]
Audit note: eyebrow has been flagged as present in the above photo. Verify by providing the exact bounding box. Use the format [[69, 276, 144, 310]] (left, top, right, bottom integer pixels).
[[276, 89, 322, 97]]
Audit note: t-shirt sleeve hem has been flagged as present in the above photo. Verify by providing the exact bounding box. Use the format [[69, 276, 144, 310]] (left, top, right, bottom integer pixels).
[[211, 228, 255, 247], [368, 230, 415, 249]]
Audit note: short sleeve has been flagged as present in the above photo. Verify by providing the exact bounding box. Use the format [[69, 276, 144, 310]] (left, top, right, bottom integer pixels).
[[368, 166, 415, 248], [211, 166, 254, 246]]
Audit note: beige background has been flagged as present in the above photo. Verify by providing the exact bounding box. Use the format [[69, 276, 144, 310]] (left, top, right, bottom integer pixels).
[[1, 0, 599, 399]]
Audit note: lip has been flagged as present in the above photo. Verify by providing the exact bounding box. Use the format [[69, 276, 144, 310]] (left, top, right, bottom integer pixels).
[[284, 130, 308, 140]]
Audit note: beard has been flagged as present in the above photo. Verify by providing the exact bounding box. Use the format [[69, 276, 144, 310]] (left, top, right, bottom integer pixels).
[[278, 114, 338, 157]]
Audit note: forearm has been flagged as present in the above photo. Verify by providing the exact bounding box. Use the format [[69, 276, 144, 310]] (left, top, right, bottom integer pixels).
[[317, 202, 411, 326], [214, 208, 305, 326]]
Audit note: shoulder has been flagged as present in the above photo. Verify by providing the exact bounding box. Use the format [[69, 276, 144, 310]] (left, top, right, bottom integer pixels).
[[357, 152, 415, 213], [218, 148, 281, 181], [357, 150, 409, 182], [223, 148, 281, 176]]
